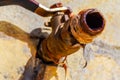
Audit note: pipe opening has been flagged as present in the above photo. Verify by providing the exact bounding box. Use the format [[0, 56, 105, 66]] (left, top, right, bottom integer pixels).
[[86, 12, 103, 30]]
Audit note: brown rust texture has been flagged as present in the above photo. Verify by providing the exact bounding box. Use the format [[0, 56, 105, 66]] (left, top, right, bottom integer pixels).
[[38, 8, 105, 64]]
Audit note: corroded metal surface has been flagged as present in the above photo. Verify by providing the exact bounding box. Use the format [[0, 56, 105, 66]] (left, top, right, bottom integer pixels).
[[0, 1, 106, 80], [38, 7, 105, 64]]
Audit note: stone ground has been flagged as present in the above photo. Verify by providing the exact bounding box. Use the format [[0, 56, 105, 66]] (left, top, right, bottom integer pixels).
[[0, 0, 120, 80]]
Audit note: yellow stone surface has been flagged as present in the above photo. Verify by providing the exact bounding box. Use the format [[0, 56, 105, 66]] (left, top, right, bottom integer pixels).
[[0, 35, 30, 80], [0, 22, 36, 80], [84, 55, 120, 80]]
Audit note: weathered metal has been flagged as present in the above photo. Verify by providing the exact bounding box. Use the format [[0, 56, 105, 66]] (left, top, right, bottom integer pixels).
[[0, 1, 106, 79], [37, 7, 105, 64], [0, 0, 69, 17]]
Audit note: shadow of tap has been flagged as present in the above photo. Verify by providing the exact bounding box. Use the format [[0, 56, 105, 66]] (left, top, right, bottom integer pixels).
[[0, 21, 57, 80], [0, 21, 36, 57]]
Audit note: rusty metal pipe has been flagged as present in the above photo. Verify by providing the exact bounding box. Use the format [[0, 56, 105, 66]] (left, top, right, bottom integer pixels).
[[38, 9, 105, 64], [0, 0, 105, 64], [70, 9, 105, 44], [79, 9, 105, 35]]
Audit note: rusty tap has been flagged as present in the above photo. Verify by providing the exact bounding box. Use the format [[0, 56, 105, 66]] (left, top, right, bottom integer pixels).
[[0, 1, 106, 80], [37, 3, 105, 64], [0, 1, 105, 64]]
